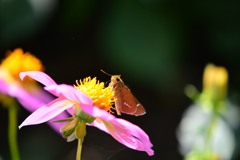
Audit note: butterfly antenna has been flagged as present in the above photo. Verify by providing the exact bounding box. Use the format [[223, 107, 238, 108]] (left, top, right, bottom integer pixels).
[[101, 69, 113, 77]]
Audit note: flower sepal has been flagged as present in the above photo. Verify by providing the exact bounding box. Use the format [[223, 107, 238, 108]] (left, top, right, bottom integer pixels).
[[61, 118, 78, 139], [75, 121, 86, 140], [51, 117, 74, 123], [74, 106, 95, 124], [60, 116, 87, 143]]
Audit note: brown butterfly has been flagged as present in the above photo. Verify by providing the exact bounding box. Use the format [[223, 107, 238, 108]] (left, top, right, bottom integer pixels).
[[101, 70, 146, 116]]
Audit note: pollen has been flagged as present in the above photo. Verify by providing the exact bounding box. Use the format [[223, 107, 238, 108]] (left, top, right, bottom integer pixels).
[[1, 48, 44, 80], [75, 77, 114, 112]]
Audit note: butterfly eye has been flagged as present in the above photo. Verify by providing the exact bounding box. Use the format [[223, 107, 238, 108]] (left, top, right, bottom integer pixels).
[[116, 78, 121, 82]]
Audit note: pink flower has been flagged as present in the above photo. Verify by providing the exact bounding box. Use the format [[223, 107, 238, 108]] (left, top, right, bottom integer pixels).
[[0, 48, 68, 133], [19, 71, 154, 156]]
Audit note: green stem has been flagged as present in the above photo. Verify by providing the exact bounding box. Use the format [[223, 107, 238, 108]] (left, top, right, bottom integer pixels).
[[76, 139, 83, 160], [205, 111, 219, 150], [8, 105, 20, 160]]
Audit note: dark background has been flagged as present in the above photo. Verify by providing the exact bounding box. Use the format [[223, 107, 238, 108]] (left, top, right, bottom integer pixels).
[[1, 0, 240, 159]]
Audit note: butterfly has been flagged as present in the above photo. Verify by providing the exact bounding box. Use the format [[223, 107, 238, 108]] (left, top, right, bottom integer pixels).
[[101, 70, 146, 116]]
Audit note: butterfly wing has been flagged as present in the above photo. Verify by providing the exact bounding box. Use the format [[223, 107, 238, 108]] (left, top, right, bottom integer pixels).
[[114, 82, 146, 116]]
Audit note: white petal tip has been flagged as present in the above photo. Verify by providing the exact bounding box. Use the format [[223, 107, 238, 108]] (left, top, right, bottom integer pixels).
[[19, 72, 26, 80]]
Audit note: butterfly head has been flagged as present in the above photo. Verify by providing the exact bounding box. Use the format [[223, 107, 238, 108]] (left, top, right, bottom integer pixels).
[[111, 75, 122, 83]]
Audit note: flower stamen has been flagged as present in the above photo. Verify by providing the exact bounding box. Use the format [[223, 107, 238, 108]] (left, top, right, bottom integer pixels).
[[74, 77, 114, 112]]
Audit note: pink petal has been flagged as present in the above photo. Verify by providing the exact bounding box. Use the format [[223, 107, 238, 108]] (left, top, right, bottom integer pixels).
[[44, 84, 92, 106], [20, 71, 57, 86], [115, 119, 154, 156], [0, 80, 48, 113], [0, 79, 10, 94], [80, 103, 116, 121], [17, 89, 70, 133], [1, 74, 68, 133], [17, 89, 50, 112], [91, 119, 154, 156], [84, 106, 154, 156], [48, 112, 70, 133], [0, 81, 23, 98], [19, 98, 75, 129]]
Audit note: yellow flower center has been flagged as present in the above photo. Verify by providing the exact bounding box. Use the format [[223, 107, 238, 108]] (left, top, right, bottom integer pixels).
[[75, 77, 114, 112], [200, 63, 228, 112], [203, 63, 228, 100], [1, 48, 44, 82], [203, 63, 228, 90]]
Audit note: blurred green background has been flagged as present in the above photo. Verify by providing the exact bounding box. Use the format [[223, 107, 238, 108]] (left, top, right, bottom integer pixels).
[[1, 0, 240, 159]]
